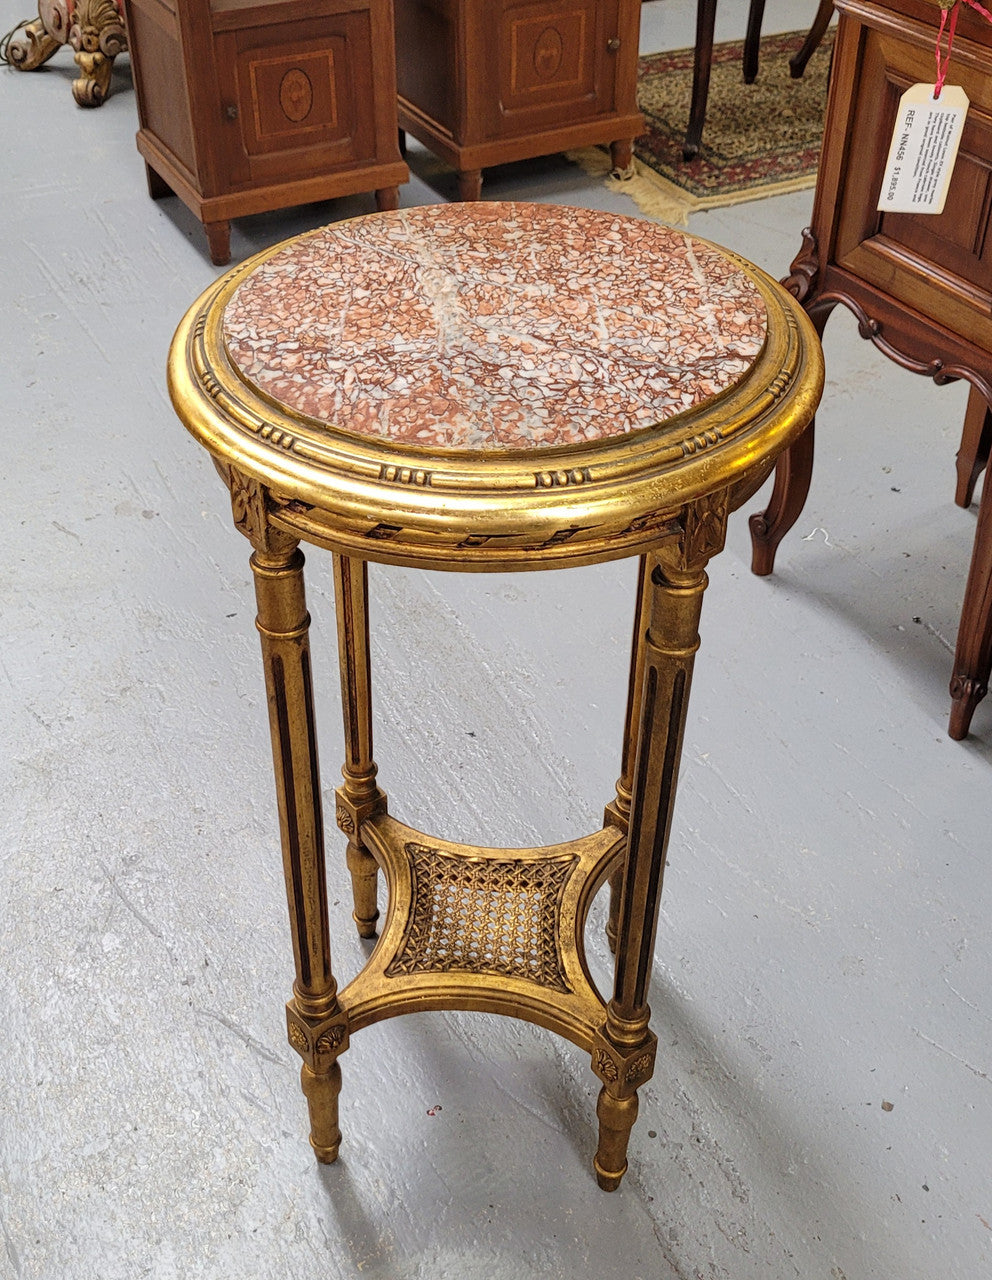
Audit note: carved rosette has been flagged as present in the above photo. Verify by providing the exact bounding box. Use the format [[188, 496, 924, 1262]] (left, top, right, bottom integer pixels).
[[591, 1031, 658, 1097], [286, 1006, 349, 1067], [334, 785, 386, 839], [335, 805, 356, 836]]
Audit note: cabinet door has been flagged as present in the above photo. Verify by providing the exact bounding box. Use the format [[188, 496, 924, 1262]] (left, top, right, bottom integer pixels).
[[477, 0, 619, 138], [832, 8, 992, 350], [213, 7, 377, 188]]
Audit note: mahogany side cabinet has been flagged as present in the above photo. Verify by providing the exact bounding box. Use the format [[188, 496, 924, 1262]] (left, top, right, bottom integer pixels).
[[393, 0, 643, 199], [123, 0, 408, 264], [750, 0, 992, 739]]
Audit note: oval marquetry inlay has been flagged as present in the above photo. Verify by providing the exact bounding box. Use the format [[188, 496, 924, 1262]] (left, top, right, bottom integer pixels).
[[279, 68, 313, 123], [533, 27, 564, 79]]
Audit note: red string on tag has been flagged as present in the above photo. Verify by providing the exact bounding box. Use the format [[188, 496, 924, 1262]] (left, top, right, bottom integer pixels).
[[935, 1, 961, 99], [962, 0, 992, 23], [936, 0, 992, 98]]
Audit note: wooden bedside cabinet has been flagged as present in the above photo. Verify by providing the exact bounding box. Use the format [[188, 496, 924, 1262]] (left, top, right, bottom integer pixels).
[[750, 0, 992, 739], [124, 0, 408, 264], [393, 0, 643, 199]]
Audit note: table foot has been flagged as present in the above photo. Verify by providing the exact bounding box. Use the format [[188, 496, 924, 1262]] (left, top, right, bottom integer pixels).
[[594, 1086, 638, 1191], [301, 1061, 343, 1163], [6, 18, 61, 71]]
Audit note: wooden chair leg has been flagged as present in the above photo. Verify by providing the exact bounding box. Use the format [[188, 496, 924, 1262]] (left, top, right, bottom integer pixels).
[[956, 386, 992, 509], [684, 0, 718, 160], [743, 0, 766, 84], [790, 0, 835, 79]]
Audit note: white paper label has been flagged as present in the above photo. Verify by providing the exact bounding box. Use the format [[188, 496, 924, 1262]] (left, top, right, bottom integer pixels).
[[877, 83, 968, 215]]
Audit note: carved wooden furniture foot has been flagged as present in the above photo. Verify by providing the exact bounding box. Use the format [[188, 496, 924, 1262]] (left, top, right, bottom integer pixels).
[[169, 203, 822, 1191], [5, 17, 62, 71], [6, 0, 127, 106], [457, 169, 483, 202], [748, 0, 992, 738]]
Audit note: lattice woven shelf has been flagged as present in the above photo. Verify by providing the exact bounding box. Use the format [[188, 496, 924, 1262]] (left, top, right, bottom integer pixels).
[[385, 844, 577, 992]]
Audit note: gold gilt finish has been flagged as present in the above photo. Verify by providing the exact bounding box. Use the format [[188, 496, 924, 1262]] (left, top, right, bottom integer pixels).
[[167, 211, 823, 1191]]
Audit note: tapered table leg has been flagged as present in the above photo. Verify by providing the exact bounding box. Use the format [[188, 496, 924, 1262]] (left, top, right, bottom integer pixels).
[[251, 539, 347, 1162], [605, 556, 652, 954], [594, 500, 724, 1190], [332, 555, 386, 937]]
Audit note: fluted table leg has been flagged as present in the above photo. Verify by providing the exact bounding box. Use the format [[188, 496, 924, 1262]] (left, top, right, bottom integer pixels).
[[593, 497, 725, 1190], [332, 554, 386, 938], [605, 556, 652, 954], [251, 537, 347, 1162]]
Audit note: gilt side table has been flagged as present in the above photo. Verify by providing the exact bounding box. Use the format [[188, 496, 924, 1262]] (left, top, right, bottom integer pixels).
[[168, 203, 822, 1190]]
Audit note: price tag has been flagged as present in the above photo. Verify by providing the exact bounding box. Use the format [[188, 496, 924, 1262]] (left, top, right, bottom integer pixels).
[[877, 83, 969, 215]]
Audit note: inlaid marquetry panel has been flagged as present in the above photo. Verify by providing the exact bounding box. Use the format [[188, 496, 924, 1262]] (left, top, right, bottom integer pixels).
[[221, 14, 373, 182], [497, 0, 605, 126]]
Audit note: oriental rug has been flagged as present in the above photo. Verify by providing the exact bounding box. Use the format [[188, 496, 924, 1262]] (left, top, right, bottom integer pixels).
[[570, 27, 834, 226]]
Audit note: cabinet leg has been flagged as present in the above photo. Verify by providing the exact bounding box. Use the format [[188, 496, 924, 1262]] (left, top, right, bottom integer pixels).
[[948, 470, 992, 739], [146, 164, 173, 201], [204, 220, 231, 266], [375, 186, 400, 212], [458, 169, 483, 201], [749, 418, 816, 576], [956, 387, 992, 509], [610, 139, 634, 176]]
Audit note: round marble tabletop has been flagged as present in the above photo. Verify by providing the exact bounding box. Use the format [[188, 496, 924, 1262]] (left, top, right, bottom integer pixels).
[[169, 203, 823, 571], [222, 203, 767, 453]]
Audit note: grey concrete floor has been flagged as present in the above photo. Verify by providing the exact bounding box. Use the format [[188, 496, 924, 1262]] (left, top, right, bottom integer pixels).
[[2, 3, 989, 1277]]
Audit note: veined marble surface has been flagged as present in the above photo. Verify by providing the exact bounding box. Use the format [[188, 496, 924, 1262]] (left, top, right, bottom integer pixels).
[[223, 203, 767, 451]]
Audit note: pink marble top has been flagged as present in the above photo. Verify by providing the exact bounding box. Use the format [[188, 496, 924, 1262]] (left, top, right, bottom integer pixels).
[[223, 203, 767, 452]]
